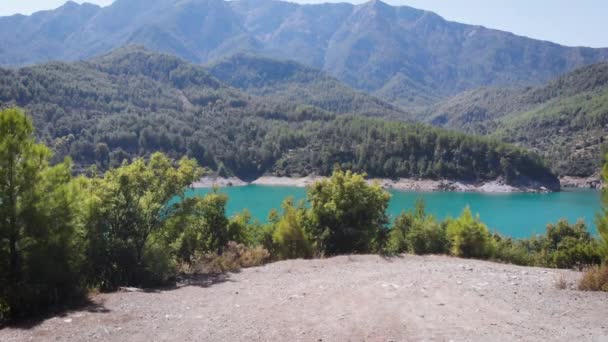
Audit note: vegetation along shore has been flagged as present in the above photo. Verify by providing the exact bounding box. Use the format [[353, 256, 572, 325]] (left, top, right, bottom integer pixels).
[[1, 107, 608, 329]]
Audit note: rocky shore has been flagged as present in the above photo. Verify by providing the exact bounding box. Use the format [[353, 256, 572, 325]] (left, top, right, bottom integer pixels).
[[193, 176, 554, 193], [559, 175, 604, 189]]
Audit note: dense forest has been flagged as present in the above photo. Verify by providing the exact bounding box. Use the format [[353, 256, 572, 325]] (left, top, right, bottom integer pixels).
[[1, 108, 607, 324], [208, 53, 409, 119], [424, 62, 608, 176], [0, 47, 558, 188]]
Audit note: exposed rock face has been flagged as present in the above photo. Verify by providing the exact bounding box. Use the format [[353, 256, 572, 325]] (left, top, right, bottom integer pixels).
[[560, 176, 604, 189]]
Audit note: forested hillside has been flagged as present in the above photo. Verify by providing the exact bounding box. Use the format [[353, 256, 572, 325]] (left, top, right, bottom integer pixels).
[[0, 0, 607, 105], [424, 63, 608, 176], [208, 53, 408, 119], [0, 47, 558, 188]]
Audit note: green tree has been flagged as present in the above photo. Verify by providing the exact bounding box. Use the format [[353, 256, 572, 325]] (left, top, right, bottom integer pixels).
[[86, 152, 203, 288], [0, 108, 86, 320], [272, 198, 312, 260], [597, 155, 608, 261], [446, 207, 495, 259], [389, 200, 448, 255], [307, 170, 391, 255]]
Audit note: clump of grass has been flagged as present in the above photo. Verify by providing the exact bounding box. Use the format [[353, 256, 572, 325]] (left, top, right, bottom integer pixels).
[[555, 274, 569, 290], [193, 242, 270, 274], [578, 265, 608, 292]]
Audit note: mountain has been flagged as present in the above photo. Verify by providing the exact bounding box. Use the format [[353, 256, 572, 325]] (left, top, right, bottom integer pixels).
[[0, 47, 558, 188], [423, 62, 608, 176], [208, 53, 409, 119], [0, 0, 607, 106]]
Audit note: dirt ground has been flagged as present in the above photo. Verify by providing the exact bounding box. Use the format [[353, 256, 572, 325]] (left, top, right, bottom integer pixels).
[[2, 254, 607, 342]]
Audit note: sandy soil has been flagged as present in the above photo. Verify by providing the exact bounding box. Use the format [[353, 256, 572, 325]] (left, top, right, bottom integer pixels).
[[3, 255, 607, 342], [194, 176, 548, 193]]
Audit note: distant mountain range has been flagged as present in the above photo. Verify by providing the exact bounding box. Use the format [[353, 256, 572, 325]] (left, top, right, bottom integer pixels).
[[1, 0, 607, 106]]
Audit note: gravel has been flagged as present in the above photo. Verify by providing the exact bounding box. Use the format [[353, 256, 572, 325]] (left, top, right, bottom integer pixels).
[[2, 254, 607, 341]]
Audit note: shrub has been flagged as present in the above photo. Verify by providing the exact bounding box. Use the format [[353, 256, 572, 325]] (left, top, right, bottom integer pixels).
[[307, 170, 391, 255], [387, 200, 448, 255], [387, 211, 414, 254], [408, 219, 449, 255], [271, 198, 313, 260], [227, 209, 255, 245], [597, 154, 608, 261], [86, 152, 203, 289], [579, 265, 608, 292], [492, 235, 533, 266], [538, 220, 602, 269], [192, 242, 270, 274], [446, 207, 495, 259], [142, 240, 178, 286]]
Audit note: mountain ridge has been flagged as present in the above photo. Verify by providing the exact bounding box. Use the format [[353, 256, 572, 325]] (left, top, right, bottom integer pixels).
[[207, 52, 409, 119], [1, 0, 607, 105]]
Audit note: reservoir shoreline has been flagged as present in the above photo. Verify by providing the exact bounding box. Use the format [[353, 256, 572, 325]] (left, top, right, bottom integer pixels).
[[193, 175, 602, 193]]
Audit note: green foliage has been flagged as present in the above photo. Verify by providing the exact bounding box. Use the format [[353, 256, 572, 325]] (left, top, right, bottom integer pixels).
[[447, 207, 495, 259], [307, 170, 391, 255], [208, 53, 408, 120], [387, 200, 448, 255], [86, 152, 203, 289], [541, 220, 602, 268], [492, 236, 534, 266], [0, 108, 87, 321], [271, 198, 312, 260], [407, 218, 449, 255], [428, 63, 608, 177], [0, 48, 558, 188], [227, 209, 256, 246], [598, 155, 608, 261]]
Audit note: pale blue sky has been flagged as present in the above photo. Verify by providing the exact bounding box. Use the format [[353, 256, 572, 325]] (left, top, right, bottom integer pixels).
[[1, 0, 606, 48]]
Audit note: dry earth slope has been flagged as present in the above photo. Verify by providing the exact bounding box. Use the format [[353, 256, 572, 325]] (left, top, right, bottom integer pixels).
[[2, 255, 607, 341]]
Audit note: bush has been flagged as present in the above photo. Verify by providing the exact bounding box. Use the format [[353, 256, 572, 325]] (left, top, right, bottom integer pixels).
[[579, 265, 608, 292], [387, 211, 414, 254], [142, 240, 178, 286], [192, 242, 270, 274], [447, 207, 495, 259], [492, 235, 534, 266], [538, 220, 602, 269], [227, 209, 255, 245], [597, 154, 608, 261], [493, 234, 535, 266], [387, 200, 448, 255], [408, 219, 449, 255], [271, 198, 313, 260], [86, 152, 203, 289], [307, 170, 391, 255]]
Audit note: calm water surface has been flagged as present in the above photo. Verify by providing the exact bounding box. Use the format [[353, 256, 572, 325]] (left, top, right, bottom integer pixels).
[[187, 185, 602, 238]]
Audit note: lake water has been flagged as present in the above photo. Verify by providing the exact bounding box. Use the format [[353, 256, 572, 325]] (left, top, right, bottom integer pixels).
[[187, 186, 603, 238]]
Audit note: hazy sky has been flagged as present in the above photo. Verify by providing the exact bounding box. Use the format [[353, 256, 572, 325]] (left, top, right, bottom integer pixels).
[[1, 0, 607, 48]]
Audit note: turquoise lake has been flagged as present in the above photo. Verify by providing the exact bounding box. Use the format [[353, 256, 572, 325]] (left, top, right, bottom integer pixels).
[[187, 186, 602, 238]]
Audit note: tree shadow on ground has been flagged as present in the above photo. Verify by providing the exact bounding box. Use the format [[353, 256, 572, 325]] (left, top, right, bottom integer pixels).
[[6, 296, 110, 330], [143, 272, 236, 293]]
